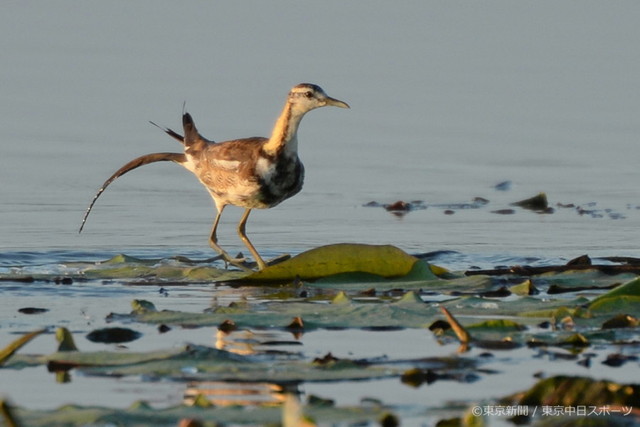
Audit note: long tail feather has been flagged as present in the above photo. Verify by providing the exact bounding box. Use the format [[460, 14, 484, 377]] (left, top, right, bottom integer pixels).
[[79, 152, 187, 233], [149, 121, 185, 144], [150, 115, 215, 148]]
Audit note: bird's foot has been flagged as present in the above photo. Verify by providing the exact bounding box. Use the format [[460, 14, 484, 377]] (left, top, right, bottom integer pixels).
[[212, 251, 291, 272], [228, 253, 291, 271], [221, 252, 254, 272]]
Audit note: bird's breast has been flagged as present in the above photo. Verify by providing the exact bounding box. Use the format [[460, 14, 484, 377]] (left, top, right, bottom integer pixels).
[[254, 154, 305, 207]]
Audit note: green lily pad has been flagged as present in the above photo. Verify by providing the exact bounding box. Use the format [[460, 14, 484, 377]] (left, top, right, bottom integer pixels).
[[126, 295, 438, 330], [11, 398, 390, 427], [82, 255, 245, 282], [241, 243, 420, 282], [509, 375, 640, 407], [588, 276, 640, 313], [466, 319, 527, 331]]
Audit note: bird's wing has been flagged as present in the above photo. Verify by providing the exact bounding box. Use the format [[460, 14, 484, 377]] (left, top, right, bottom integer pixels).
[[201, 137, 268, 174], [79, 152, 187, 233]]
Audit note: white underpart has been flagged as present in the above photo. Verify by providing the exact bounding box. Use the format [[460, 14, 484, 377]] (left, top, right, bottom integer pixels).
[[181, 156, 198, 174], [255, 157, 276, 182]]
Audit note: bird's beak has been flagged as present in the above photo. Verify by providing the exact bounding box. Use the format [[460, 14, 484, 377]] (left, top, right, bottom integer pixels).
[[325, 96, 350, 109]]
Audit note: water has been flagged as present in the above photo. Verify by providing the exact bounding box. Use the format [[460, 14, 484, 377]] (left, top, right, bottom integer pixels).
[[1, 1, 640, 424], [2, 1, 640, 258]]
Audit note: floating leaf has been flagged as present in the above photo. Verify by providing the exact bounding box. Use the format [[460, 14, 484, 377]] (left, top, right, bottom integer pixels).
[[509, 279, 539, 296], [589, 295, 640, 313], [309, 259, 444, 292], [591, 278, 640, 307], [241, 244, 419, 282], [82, 255, 244, 282], [588, 276, 640, 314], [510, 375, 640, 407], [67, 344, 401, 384], [46, 347, 184, 368], [126, 297, 438, 330], [10, 398, 391, 426], [466, 319, 526, 331]]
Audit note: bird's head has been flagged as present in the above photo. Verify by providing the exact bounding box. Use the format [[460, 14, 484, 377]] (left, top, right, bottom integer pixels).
[[288, 83, 350, 113]]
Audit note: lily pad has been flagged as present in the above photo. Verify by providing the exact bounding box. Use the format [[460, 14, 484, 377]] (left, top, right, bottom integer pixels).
[[241, 243, 420, 282], [509, 375, 640, 407], [124, 294, 438, 330], [10, 398, 390, 427]]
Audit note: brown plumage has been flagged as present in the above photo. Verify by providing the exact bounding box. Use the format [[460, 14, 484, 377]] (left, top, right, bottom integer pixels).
[[79, 83, 349, 270]]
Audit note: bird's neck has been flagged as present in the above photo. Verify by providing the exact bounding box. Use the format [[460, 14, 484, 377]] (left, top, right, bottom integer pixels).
[[263, 102, 305, 156]]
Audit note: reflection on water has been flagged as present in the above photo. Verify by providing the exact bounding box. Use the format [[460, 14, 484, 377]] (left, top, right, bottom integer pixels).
[[183, 381, 290, 407], [3, 2, 640, 424], [194, 327, 304, 407]]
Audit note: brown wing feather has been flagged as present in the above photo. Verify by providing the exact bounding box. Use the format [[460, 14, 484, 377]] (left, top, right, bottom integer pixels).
[[79, 152, 186, 233]]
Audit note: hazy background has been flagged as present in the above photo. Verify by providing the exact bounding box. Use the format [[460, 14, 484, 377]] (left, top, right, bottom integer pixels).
[[2, 1, 639, 263]]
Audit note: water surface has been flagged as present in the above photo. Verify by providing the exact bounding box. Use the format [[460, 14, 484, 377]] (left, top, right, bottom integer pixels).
[[1, 1, 639, 425]]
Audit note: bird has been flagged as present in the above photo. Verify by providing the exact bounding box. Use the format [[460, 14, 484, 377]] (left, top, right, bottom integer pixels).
[[79, 83, 350, 270]]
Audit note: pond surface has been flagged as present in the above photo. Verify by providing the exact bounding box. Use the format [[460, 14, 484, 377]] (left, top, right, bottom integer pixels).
[[1, 2, 639, 425]]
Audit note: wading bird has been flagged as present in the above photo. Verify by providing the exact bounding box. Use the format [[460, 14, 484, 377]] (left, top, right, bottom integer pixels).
[[79, 83, 349, 270]]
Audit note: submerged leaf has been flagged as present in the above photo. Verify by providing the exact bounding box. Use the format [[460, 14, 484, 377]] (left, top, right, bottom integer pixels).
[[242, 244, 419, 282]]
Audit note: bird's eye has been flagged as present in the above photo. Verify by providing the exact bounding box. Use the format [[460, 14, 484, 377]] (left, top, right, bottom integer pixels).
[[305, 91, 314, 99]]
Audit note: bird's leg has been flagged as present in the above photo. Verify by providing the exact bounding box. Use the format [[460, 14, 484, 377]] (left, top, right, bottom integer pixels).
[[237, 208, 267, 270], [209, 206, 252, 272]]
